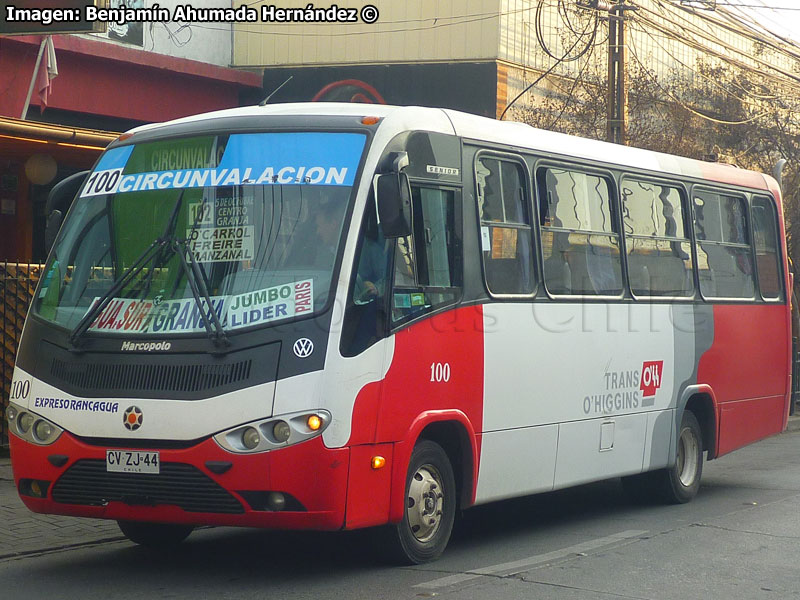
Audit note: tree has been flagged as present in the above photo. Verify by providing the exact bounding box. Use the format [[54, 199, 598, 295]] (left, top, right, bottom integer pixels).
[[510, 52, 800, 293]]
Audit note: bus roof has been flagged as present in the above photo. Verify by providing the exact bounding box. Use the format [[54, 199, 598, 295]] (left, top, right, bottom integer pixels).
[[128, 103, 778, 195]]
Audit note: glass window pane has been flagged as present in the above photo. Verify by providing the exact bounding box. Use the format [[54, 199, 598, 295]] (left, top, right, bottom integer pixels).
[[477, 156, 534, 295], [541, 231, 622, 295], [542, 169, 614, 233], [622, 181, 686, 238], [391, 187, 460, 324], [752, 197, 782, 299], [697, 242, 755, 298], [622, 180, 693, 297], [627, 239, 694, 297], [693, 190, 754, 299], [477, 157, 528, 225], [540, 167, 620, 295], [694, 191, 749, 244]]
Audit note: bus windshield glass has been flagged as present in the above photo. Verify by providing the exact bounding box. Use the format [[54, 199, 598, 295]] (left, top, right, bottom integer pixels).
[[34, 131, 367, 337]]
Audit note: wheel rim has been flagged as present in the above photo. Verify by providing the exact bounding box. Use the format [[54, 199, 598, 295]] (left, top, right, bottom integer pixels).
[[676, 426, 700, 487], [406, 464, 445, 543]]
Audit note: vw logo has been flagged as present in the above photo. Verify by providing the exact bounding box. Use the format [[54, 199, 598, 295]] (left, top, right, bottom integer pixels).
[[123, 406, 143, 431], [293, 338, 314, 358]]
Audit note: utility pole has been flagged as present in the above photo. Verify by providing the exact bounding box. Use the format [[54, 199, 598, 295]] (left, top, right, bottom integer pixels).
[[606, 3, 637, 145]]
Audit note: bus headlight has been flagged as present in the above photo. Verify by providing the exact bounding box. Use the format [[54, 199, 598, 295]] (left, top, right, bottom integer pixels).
[[8, 403, 63, 446], [213, 410, 331, 454], [18, 412, 34, 433], [242, 427, 261, 450], [272, 421, 290, 443], [33, 420, 55, 443]]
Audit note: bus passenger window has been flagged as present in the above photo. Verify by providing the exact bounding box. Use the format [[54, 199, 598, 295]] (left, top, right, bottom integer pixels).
[[475, 156, 534, 295], [538, 167, 622, 296], [752, 197, 783, 300], [391, 187, 461, 325], [621, 180, 693, 297], [693, 191, 754, 299]]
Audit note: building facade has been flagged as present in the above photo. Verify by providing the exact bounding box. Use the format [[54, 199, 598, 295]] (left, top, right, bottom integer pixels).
[[233, 0, 800, 125]]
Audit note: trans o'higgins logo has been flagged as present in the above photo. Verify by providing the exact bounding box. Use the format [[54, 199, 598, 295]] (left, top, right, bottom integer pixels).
[[123, 406, 143, 431], [583, 359, 665, 415], [640, 360, 664, 398]]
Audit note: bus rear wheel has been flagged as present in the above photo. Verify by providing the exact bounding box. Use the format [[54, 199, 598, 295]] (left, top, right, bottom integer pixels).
[[387, 440, 456, 564], [622, 410, 703, 504], [660, 409, 704, 503], [117, 520, 194, 548]]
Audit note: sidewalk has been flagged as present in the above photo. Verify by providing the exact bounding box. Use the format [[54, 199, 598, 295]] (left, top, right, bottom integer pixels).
[[0, 455, 123, 560], [2, 416, 800, 560]]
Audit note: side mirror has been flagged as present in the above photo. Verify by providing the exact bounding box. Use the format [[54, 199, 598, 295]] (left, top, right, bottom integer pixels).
[[45, 170, 88, 253], [45, 209, 63, 254], [376, 171, 412, 239]]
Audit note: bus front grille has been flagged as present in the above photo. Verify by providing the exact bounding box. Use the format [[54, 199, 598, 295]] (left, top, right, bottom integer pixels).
[[51, 460, 245, 514], [50, 358, 252, 395]]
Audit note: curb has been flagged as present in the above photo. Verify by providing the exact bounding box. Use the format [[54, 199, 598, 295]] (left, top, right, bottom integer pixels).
[[0, 536, 126, 562], [786, 415, 800, 433]]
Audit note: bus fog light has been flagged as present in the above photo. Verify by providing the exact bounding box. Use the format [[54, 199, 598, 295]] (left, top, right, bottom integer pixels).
[[33, 420, 53, 442], [18, 412, 34, 433], [242, 427, 261, 450], [272, 421, 290, 443], [267, 492, 286, 511], [307, 414, 322, 431]]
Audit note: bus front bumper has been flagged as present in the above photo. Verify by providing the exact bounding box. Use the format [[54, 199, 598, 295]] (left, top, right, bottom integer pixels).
[[8, 431, 349, 531]]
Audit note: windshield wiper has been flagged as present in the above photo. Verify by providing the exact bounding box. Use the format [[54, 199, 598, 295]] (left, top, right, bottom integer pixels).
[[172, 238, 229, 348], [69, 191, 186, 347]]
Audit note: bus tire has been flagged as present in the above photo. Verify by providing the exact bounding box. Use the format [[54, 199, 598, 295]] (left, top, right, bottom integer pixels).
[[387, 440, 456, 564], [117, 520, 194, 548], [656, 410, 704, 504]]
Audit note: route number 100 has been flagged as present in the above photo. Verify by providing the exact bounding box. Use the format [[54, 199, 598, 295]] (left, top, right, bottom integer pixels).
[[430, 362, 451, 383]]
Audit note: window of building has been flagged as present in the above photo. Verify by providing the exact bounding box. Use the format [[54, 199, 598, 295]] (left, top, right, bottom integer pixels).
[[693, 190, 754, 299], [538, 167, 622, 296], [475, 155, 534, 295], [621, 179, 694, 297], [752, 196, 783, 300]]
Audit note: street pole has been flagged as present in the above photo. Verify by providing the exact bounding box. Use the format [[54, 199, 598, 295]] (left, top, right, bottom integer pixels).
[[606, 3, 628, 145]]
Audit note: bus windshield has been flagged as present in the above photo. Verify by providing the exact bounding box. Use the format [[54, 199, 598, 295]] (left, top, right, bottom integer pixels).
[[34, 131, 367, 337]]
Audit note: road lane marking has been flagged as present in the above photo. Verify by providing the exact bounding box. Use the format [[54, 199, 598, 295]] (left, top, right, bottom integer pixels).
[[414, 529, 648, 590]]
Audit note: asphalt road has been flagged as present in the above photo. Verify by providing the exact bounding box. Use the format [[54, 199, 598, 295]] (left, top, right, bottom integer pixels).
[[2, 430, 800, 600]]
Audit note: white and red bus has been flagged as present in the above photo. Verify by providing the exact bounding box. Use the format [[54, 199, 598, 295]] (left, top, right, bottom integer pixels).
[[7, 104, 791, 563]]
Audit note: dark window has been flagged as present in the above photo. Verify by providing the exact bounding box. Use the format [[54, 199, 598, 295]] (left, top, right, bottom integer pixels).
[[621, 180, 694, 297], [752, 196, 783, 300], [391, 187, 460, 325], [340, 197, 392, 356], [538, 167, 622, 295], [693, 190, 754, 299], [476, 156, 534, 295]]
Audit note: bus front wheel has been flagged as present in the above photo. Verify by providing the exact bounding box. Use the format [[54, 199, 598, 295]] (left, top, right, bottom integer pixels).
[[387, 440, 456, 564], [117, 520, 194, 548]]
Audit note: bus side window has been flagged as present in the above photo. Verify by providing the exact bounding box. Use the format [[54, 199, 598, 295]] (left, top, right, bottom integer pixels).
[[621, 179, 694, 297], [391, 187, 461, 325], [752, 196, 783, 300], [693, 190, 754, 299], [538, 167, 622, 296], [476, 155, 534, 295]]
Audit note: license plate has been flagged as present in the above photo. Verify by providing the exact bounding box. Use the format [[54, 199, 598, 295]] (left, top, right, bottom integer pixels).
[[106, 450, 160, 474]]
